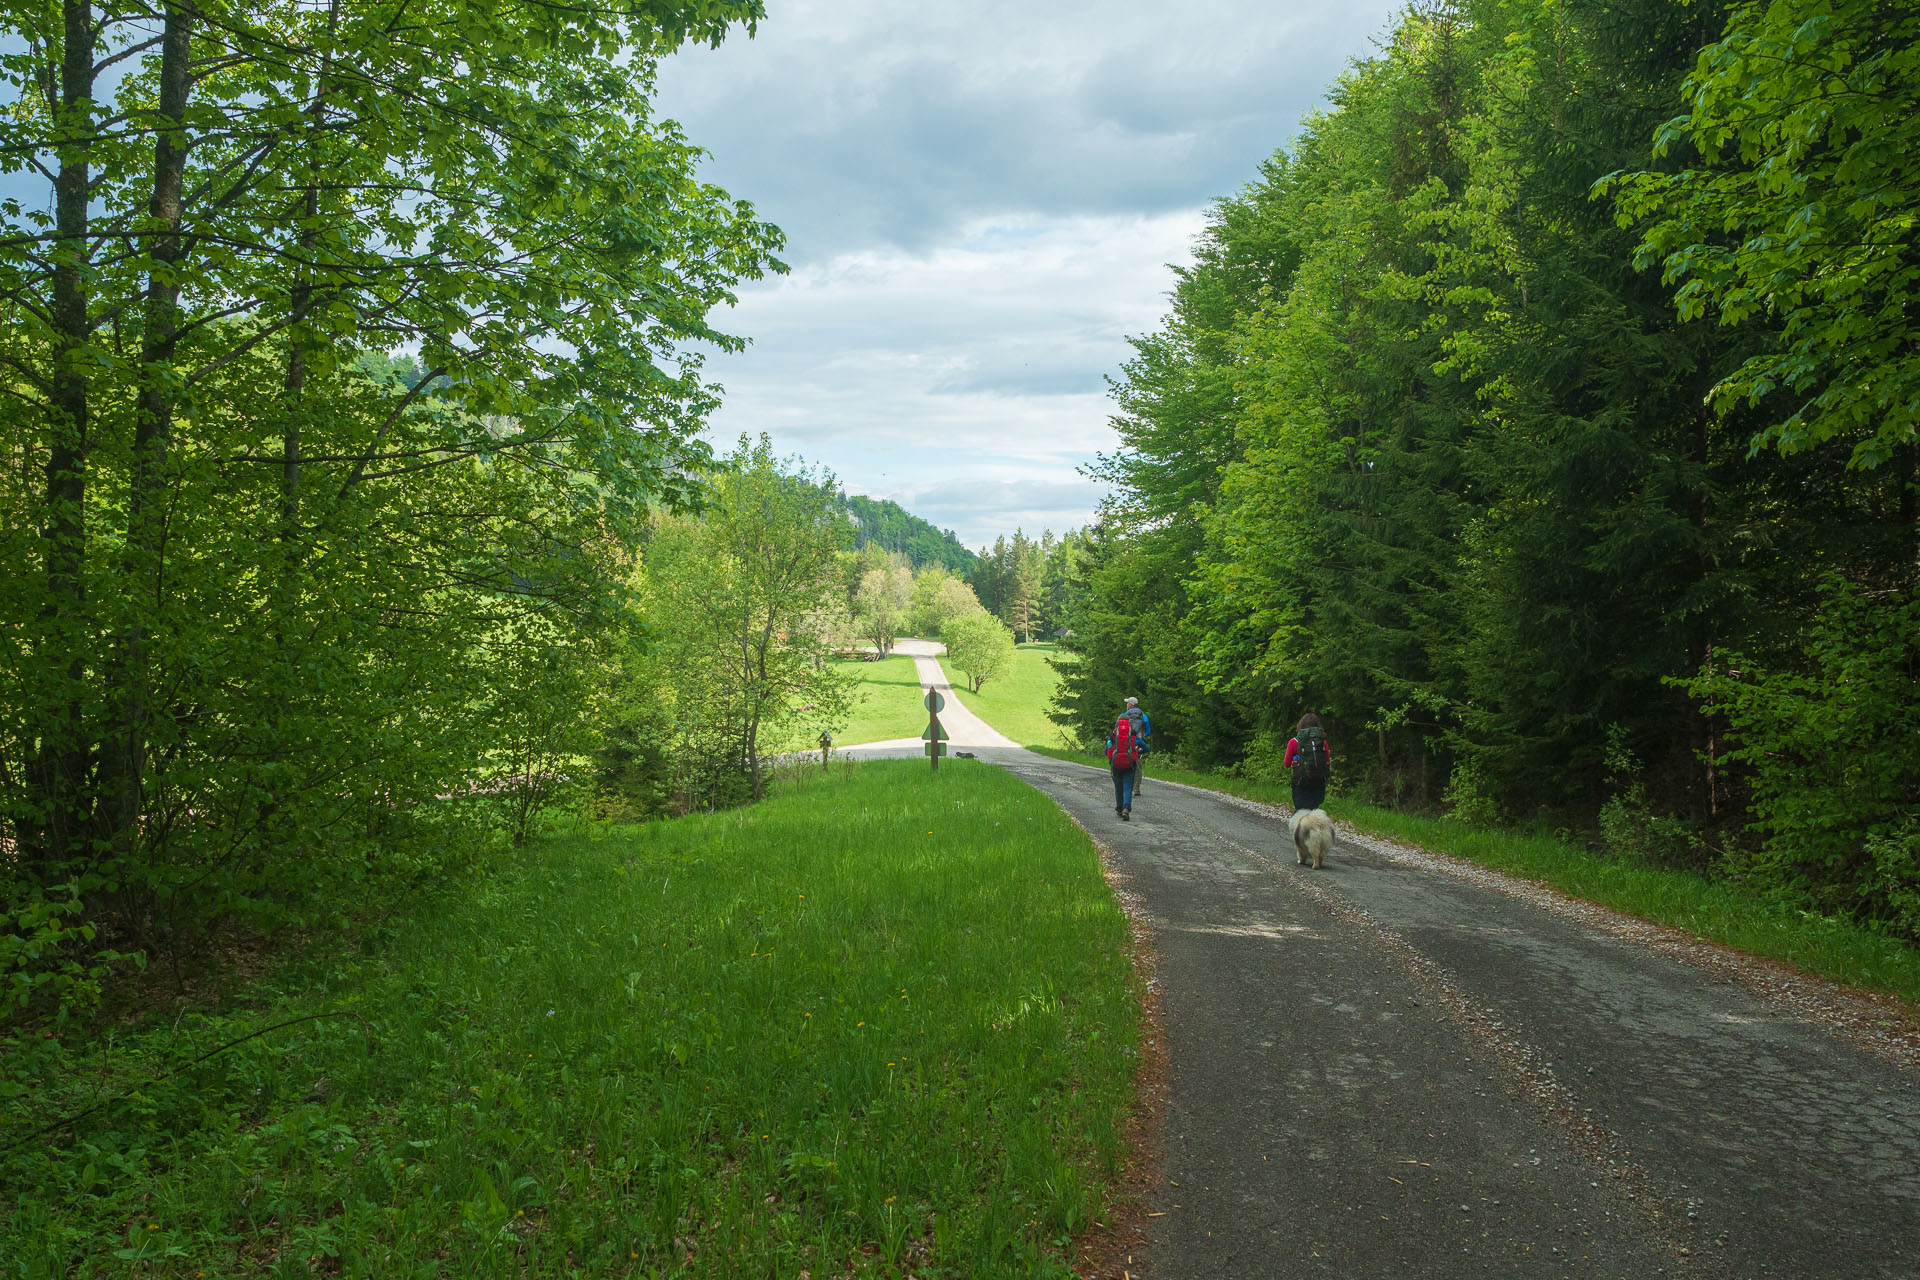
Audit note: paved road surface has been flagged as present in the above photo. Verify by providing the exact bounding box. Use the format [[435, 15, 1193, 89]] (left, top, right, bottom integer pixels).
[[842, 652, 1920, 1279], [838, 638, 1020, 760]]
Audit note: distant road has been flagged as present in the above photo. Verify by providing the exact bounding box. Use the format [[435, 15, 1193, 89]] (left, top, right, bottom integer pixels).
[[838, 638, 1019, 758]]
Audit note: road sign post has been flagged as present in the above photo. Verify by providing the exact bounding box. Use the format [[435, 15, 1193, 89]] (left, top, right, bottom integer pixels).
[[923, 689, 946, 773]]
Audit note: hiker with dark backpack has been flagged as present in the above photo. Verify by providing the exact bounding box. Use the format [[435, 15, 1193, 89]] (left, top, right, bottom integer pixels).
[[1283, 712, 1332, 813], [1106, 710, 1143, 820]]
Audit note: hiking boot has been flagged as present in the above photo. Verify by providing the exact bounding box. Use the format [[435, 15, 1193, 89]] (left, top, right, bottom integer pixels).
[[1122, 808, 1131, 821]]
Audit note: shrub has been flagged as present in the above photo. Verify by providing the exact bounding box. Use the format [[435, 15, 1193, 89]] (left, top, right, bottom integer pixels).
[[1680, 577, 1920, 938]]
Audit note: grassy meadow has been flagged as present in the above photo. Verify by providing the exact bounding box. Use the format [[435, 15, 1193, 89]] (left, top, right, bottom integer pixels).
[[947, 643, 1073, 749], [831, 652, 929, 745], [3, 762, 1137, 1278], [1029, 745, 1920, 1005]]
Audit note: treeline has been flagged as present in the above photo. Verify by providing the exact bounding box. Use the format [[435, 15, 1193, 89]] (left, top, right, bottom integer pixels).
[[969, 529, 1088, 644], [0, 2, 777, 1010], [1053, 0, 1919, 937], [840, 494, 977, 573]]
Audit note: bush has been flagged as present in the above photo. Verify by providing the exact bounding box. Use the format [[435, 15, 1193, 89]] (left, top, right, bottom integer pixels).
[[1681, 577, 1920, 938], [1442, 757, 1503, 828], [1598, 726, 1704, 869]]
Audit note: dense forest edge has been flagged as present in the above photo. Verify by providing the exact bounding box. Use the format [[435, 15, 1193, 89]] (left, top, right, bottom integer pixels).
[[1033, 0, 1919, 948]]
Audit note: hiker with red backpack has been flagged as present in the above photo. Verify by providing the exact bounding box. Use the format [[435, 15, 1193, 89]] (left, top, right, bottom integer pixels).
[[1121, 695, 1151, 794], [1106, 705, 1145, 820], [1283, 712, 1332, 813]]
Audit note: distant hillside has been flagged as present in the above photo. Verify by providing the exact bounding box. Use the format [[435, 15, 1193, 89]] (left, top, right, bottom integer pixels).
[[841, 494, 977, 573]]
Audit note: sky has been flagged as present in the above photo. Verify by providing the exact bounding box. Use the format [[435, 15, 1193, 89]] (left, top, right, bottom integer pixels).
[[651, 0, 1405, 551]]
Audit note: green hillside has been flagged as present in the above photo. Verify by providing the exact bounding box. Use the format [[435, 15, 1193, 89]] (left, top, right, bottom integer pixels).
[[841, 494, 977, 573]]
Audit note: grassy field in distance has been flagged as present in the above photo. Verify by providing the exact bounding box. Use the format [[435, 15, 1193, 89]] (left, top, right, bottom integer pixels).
[[948, 642, 1074, 749], [5, 762, 1137, 1278], [829, 652, 928, 745]]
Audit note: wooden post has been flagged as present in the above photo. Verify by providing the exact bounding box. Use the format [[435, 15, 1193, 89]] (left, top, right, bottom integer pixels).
[[819, 731, 831, 770]]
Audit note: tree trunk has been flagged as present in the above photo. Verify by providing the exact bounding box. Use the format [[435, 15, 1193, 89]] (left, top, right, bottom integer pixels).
[[101, 4, 194, 854], [1901, 440, 1918, 590], [746, 713, 762, 801], [27, 1, 98, 874]]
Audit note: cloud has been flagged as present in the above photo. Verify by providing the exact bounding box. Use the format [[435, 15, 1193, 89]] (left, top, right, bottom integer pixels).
[[694, 211, 1204, 545], [656, 0, 1404, 263], [655, 0, 1406, 546]]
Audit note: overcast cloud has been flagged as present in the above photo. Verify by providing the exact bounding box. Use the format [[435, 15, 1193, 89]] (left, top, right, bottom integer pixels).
[[653, 0, 1403, 548]]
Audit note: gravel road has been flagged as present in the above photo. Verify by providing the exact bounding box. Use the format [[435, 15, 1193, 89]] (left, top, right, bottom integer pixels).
[[993, 752, 1920, 1280]]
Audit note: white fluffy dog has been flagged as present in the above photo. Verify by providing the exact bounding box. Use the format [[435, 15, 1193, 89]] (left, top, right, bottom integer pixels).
[[1289, 808, 1334, 870]]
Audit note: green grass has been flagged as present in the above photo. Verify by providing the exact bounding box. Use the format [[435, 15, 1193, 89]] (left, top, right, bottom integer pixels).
[[1029, 745, 1920, 1005], [831, 653, 928, 745], [3, 762, 1137, 1278], [946, 643, 1074, 749]]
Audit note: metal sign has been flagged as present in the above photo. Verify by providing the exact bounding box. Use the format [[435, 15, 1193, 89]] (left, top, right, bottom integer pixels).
[[920, 724, 949, 741], [924, 742, 947, 758], [923, 689, 945, 713]]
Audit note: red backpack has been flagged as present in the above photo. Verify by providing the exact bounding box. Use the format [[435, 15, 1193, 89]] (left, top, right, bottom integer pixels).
[[1109, 715, 1140, 769]]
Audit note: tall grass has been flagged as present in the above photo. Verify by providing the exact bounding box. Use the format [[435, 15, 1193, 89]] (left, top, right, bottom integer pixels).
[[3, 762, 1136, 1278], [1028, 746, 1920, 1005]]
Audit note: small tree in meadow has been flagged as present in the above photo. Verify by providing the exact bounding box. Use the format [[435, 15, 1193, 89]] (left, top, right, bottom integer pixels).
[[855, 562, 914, 655], [944, 611, 1016, 694]]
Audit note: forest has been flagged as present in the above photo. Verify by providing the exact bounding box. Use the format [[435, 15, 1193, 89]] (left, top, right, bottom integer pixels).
[[1048, 0, 1920, 939], [840, 493, 977, 573], [0, 1, 783, 1011]]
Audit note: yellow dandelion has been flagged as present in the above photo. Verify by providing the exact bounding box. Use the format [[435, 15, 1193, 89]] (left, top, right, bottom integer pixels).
[[147, 1224, 159, 1231], [857, 1021, 865, 1027]]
